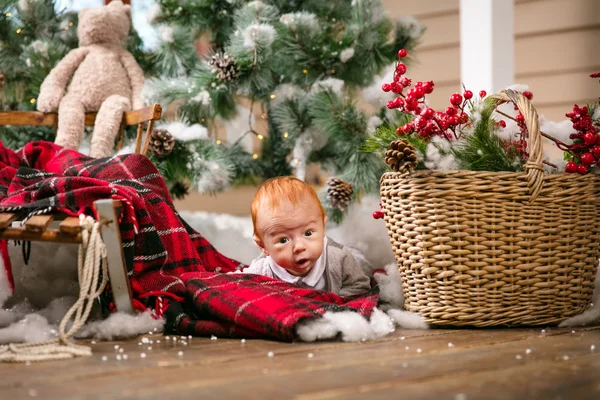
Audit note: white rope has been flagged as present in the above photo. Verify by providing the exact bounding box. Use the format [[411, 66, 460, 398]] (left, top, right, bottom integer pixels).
[[0, 215, 108, 363]]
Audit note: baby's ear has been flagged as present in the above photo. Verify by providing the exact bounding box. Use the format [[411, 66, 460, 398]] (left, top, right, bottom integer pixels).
[[253, 235, 267, 254]]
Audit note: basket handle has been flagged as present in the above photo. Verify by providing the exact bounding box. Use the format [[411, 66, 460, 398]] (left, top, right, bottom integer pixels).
[[491, 89, 543, 202]]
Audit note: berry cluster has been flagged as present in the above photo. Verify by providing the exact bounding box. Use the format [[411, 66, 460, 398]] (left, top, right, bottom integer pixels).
[[560, 73, 600, 174], [382, 49, 485, 142], [564, 104, 600, 174]]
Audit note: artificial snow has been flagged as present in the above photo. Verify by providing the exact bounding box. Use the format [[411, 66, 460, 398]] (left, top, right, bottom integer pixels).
[[243, 24, 276, 49], [339, 48, 355, 63], [156, 121, 209, 142], [76, 311, 163, 341], [360, 64, 395, 108]]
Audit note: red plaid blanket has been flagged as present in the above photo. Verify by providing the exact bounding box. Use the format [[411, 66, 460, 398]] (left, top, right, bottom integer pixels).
[[0, 141, 379, 340]]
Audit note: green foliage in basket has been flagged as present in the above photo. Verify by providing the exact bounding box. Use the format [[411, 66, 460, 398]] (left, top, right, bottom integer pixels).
[[452, 99, 523, 172]]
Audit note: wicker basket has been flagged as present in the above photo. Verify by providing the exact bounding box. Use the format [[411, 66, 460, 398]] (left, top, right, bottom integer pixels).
[[379, 90, 600, 327]]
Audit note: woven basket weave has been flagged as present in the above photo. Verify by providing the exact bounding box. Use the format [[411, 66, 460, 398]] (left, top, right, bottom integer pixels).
[[380, 90, 600, 327]]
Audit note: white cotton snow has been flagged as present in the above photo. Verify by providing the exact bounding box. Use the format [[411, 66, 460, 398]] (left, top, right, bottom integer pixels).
[[76, 311, 164, 340], [156, 121, 209, 142], [361, 64, 395, 108]]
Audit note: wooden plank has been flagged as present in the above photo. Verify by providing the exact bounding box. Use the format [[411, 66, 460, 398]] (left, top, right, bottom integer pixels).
[[59, 217, 81, 235], [1, 327, 597, 399], [0, 213, 18, 229], [124, 104, 162, 126], [24, 215, 54, 232], [383, 0, 459, 18], [0, 104, 161, 129], [516, 29, 600, 77], [515, 0, 600, 37], [0, 227, 81, 243], [0, 111, 57, 126]]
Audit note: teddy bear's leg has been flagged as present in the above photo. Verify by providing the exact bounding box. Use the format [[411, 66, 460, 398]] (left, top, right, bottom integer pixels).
[[55, 94, 86, 150], [90, 95, 131, 158]]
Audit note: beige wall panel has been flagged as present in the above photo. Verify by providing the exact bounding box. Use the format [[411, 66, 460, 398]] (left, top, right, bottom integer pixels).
[[382, 0, 459, 18], [515, 28, 600, 77], [410, 46, 460, 84], [523, 70, 598, 108], [515, 0, 600, 36], [418, 13, 460, 49], [536, 104, 576, 121]]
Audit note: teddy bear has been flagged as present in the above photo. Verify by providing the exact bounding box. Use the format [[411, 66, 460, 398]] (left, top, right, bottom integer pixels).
[[36, 0, 145, 158]]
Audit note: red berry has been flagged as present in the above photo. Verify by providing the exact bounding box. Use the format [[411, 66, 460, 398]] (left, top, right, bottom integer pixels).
[[479, 90, 487, 97], [445, 106, 456, 116], [414, 86, 425, 98], [584, 132, 597, 146], [386, 100, 396, 109], [405, 101, 418, 111], [516, 113, 525, 122], [581, 152, 595, 166], [396, 63, 407, 75], [397, 48, 408, 58], [394, 97, 405, 108], [523, 91, 533, 100], [450, 93, 463, 106], [389, 82, 399, 93], [577, 164, 588, 175], [592, 146, 600, 157], [421, 107, 435, 119], [416, 117, 427, 129], [423, 81, 434, 94], [499, 120, 507, 128], [414, 106, 422, 115], [565, 162, 578, 173], [448, 116, 459, 125], [381, 83, 392, 92], [400, 77, 412, 87], [395, 126, 404, 135], [463, 90, 473, 100], [402, 123, 414, 134], [372, 211, 384, 219]]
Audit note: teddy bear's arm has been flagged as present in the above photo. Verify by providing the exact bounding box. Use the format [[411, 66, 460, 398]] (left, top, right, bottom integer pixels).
[[37, 47, 91, 113], [120, 51, 145, 110]]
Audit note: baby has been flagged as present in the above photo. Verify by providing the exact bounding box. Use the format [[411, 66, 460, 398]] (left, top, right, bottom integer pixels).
[[242, 176, 371, 297]]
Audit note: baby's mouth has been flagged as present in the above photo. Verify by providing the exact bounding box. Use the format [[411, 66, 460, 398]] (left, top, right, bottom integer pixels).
[[295, 258, 309, 268]]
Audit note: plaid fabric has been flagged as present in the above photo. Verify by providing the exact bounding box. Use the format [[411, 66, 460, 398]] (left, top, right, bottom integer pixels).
[[0, 141, 241, 310], [0, 141, 380, 341], [167, 272, 379, 340]]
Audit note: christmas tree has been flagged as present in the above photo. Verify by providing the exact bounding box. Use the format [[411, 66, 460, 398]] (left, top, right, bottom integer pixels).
[[0, 0, 154, 149], [144, 0, 424, 221]]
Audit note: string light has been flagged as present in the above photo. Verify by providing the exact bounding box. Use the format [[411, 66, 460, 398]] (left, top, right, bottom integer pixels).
[[252, 154, 258, 159], [64, 27, 69, 30], [283, 132, 289, 138], [29, 98, 36, 104], [5, 12, 11, 17], [292, 158, 299, 165], [269, 94, 276, 99], [257, 134, 264, 140], [16, 28, 22, 34], [302, 69, 308, 74], [331, 69, 336, 74], [69, 22, 73, 26], [216, 139, 222, 145], [260, 113, 266, 119]]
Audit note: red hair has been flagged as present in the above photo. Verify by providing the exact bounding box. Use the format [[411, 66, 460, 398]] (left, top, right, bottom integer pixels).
[[251, 177, 325, 237]]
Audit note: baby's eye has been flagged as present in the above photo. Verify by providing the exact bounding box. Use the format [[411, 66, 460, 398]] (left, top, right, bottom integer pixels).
[[304, 230, 313, 237], [278, 238, 289, 244]]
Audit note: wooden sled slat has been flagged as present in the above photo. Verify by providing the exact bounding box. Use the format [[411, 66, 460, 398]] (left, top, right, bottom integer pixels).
[[59, 217, 82, 235], [0, 213, 18, 229], [0, 227, 82, 243], [25, 215, 54, 232]]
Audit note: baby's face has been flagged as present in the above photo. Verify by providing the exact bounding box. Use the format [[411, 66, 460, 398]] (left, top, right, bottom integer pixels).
[[255, 198, 325, 276]]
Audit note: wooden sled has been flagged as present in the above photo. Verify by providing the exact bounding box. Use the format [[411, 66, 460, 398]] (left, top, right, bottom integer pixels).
[[0, 104, 163, 313]]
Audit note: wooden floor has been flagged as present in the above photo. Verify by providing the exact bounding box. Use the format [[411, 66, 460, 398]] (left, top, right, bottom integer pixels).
[[1, 326, 599, 399]]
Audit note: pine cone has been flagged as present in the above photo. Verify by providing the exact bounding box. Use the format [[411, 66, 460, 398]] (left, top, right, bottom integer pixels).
[[209, 53, 239, 82], [148, 129, 175, 157], [326, 178, 354, 212], [0, 71, 6, 89], [385, 139, 417, 173]]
